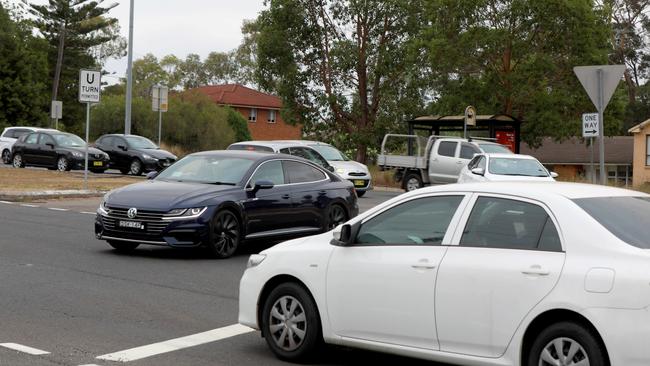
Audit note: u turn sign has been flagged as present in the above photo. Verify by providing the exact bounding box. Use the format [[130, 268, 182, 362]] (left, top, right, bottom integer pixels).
[[79, 70, 101, 103]]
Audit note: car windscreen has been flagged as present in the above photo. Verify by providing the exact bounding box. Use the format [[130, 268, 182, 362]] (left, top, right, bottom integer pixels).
[[125, 136, 157, 149], [228, 144, 274, 152], [573, 196, 650, 249], [488, 158, 549, 177], [479, 144, 513, 154], [52, 134, 85, 147], [155, 155, 255, 185], [310, 145, 349, 161]]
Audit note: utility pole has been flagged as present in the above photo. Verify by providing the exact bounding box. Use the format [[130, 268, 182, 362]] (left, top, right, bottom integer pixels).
[[124, 0, 135, 135], [51, 22, 66, 128]]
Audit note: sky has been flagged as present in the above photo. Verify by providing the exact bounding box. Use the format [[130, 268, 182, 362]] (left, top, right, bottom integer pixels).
[[9, 0, 266, 82]]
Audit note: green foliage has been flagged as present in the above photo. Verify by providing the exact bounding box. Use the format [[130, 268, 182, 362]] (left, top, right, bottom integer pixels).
[[0, 4, 49, 129], [90, 92, 237, 152], [226, 107, 252, 142]]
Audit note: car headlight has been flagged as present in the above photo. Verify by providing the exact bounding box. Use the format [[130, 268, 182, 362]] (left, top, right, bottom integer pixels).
[[336, 168, 346, 174], [247, 254, 267, 268], [98, 199, 109, 215], [72, 151, 83, 158], [142, 153, 155, 160], [164, 207, 207, 220]]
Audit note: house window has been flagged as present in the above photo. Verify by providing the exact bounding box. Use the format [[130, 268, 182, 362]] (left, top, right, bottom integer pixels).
[[248, 108, 257, 122], [646, 135, 650, 165], [268, 110, 276, 123]]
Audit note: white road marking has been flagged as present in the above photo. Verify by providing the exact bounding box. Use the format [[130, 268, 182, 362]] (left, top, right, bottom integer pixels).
[[0, 343, 50, 355], [78, 364, 102, 366], [19, 204, 39, 208], [48, 208, 69, 212], [0, 200, 14, 204], [96, 324, 254, 362], [80, 211, 96, 215]]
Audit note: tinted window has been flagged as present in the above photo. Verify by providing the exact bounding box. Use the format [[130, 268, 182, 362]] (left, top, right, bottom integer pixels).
[[6, 129, 31, 139], [279, 148, 290, 154], [39, 134, 55, 146], [290, 147, 329, 168], [250, 160, 285, 185], [112, 137, 126, 148], [25, 133, 39, 144], [228, 144, 274, 152], [460, 143, 480, 160], [477, 156, 486, 170], [283, 161, 326, 183], [573, 197, 650, 249], [467, 156, 480, 170], [125, 136, 157, 149], [97, 136, 112, 146], [356, 196, 463, 246], [460, 197, 561, 251], [438, 141, 457, 157]]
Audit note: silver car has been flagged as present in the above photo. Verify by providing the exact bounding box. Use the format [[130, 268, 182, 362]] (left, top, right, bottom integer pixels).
[[227, 141, 334, 171]]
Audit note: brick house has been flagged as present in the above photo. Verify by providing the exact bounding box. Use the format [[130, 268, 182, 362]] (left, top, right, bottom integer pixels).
[[628, 119, 650, 187], [194, 84, 302, 140]]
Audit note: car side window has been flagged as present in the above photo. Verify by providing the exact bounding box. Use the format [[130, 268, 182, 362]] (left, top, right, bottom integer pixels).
[[355, 195, 464, 246], [99, 136, 113, 147], [283, 161, 326, 183], [438, 141, 457, 157], [24, 133, 39, 144], [460, 143, 480, 160], [290, 147, 329, 168], [113, 137, 126, 148], [3, 129, 16, 138], [279, 148, 290, 154], [467, 156, 480, 169], [460, 197, 562, 251], [250, 160, 285, 185], [477, 156, 486, 170], [39, 134, 55, 146]]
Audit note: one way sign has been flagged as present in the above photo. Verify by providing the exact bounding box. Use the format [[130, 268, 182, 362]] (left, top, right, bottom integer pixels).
[[582, 113, 599, 138]]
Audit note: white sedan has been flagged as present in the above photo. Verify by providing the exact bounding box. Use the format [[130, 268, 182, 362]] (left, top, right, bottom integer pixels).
[[458, 153, 557, 183], [239, 182, 650, 365]]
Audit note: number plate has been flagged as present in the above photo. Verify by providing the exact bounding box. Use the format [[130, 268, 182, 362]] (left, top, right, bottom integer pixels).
[[93, 161, 103, 167], [353, 180, 366, 187], [118, 221, 145, 230]]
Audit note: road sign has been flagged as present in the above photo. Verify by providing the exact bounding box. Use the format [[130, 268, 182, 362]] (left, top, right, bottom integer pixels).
[[582, 113, 599, 138], [79, 70, 101, 103], [464, 105, 476, 126], [152, 85, 169, 112], [51, 101, 62, 119]]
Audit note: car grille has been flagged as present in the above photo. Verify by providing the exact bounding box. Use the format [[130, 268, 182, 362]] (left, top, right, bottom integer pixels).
[[101, 206, 171, 239], [348, 172, 366, 177]]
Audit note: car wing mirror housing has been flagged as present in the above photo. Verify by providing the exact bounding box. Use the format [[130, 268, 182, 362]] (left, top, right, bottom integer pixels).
[[471, 167, 485, 176], [250, 180, 274, 194], [117, 145, 127, 151], [326, 165, 335, 173], [46, 143, 55, 149], [550, 171, 559, 178], [146, 171, 159, 180], [330, 221, 360, 247]]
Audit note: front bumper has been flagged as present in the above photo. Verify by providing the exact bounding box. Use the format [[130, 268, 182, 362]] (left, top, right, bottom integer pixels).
[[142, 158, 176, 172], [95, 207, 212, 247], [71, 157, 110, 170], [238, 266, 266, 330], [341, 173, 373, 191]]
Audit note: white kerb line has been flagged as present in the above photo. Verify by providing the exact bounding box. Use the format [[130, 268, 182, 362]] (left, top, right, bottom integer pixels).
[[96, 324, 254, 362], [0, 343, 50, 355]]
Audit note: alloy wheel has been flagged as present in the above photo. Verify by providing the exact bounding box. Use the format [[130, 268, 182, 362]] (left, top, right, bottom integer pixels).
[[406, 177, 420, 191], [57, 157, 68, 171], [328, 205, 347, 230], [539, 337, 590, 366], [269, 295, 307, 352], [12, 154, 23, 168], [212, 211, 239, 258], [130, 160, 142, 175]]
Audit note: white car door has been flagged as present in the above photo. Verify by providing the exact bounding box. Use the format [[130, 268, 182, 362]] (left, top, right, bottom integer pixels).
[[435, 194, 566, 358], [429, 141, 460, 183], [326, 193, 470, 350]]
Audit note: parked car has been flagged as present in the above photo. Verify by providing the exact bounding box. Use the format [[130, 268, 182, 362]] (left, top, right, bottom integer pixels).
[[227, 141, 334, 172], [1, 126, 58, 164], [95, 150, 358, 258], [458, 153, 558, 183], [12, 131, 109, 172], [378, 134, 513, 191], [274, 140, 373, 197], [94, 134, 177, 175], [239, 181, 650, 365]]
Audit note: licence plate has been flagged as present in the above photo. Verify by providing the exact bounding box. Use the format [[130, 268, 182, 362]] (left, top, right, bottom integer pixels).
[[118, 221, 145, 230], [353, 180, 365, 187], [93, 161, 103, 167]]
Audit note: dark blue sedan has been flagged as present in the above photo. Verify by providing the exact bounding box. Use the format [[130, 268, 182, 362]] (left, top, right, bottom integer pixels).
[[95, 150, 359, 258]]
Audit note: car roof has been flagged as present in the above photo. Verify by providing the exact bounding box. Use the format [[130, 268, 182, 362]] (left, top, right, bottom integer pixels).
[[408, 181, 647, 200], [272, 140, 332, 147], [8, 127, 57, 131], [229, 140, 321, 150]]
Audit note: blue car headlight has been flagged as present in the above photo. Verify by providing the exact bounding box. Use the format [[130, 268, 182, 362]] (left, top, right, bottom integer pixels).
[[163, 207, 207, 220]]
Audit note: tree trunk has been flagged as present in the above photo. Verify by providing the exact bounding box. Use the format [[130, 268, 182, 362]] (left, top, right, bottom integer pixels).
[[51, 22, 66, 127], [355, 142, 368, 165], [623, 68, 636, 104]]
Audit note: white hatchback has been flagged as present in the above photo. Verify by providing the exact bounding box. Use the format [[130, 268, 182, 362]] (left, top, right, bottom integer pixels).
[[239, 182, 650, 366], [458, 153, 557, 183]]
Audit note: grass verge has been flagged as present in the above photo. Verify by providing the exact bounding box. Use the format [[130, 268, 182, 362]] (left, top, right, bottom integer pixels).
[[0, 167, 140, 193]]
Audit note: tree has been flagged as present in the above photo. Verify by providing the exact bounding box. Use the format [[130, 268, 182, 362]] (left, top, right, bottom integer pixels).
[[226, 107, 252, 141], [253, 0, 425, 163], [0, 3, 49, 128], [132, 53, 168, 98]]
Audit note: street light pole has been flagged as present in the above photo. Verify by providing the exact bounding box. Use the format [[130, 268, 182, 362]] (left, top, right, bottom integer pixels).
[[124, 0, 135, 135]]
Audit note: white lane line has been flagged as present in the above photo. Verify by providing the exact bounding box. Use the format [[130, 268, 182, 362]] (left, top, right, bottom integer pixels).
[[80, 211, 96, 215], [78, 364, 102, 366], [19, 204, 39, 208], [0, 343, 50, 355], [96, 324, 254, 362], [0, 200, 14, 204], [48, 208, 69, 212]]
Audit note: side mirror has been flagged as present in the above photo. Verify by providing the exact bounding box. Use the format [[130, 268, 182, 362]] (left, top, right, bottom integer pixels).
[[326, 165, 335, 173], [146, 171, 159, 180], [471, 167, 485, 176], [550, 172, 559, 178], [330, 222, 360, 246], [46, 143, 55, 149], [250, 180, 274, 194], [117, 145, 127, 151]]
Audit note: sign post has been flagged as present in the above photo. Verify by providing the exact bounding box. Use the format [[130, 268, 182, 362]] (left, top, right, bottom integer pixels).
[[151, 85, 168, 146], [574, 65, 625, 185], [51, 101, 62, 130], [464, 106, 476, 139], [582, 113, 599, 183], [79, 69, 101, 190]]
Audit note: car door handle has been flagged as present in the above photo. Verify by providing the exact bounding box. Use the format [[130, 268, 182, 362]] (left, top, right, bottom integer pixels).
[[522, 265, 550, 276], [281, 194, 291, 199], [456, 161, 463, 164], [411, 259, 436, 270], [303, 195, 313, 199]]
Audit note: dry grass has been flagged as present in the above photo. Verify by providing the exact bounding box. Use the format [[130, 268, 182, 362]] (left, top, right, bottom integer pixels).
[[159, 143, 189, 158], [0, 168, 140, 193], [368, 165, 401, 189]]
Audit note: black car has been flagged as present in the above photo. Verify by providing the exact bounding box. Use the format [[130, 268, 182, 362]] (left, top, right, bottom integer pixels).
[[94, 134, 177, 175], [95, 151, 359, 258], [12, 131, 110, 172]]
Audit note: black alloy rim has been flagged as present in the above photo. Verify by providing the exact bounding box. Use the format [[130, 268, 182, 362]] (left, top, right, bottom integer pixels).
[[213, 212, 239, 256], [328, 205, 347, 229]]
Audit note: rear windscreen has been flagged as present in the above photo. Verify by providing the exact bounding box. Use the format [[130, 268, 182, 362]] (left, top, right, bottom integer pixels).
[[573, 196, 650, 249], [228, 144, 274, 152]]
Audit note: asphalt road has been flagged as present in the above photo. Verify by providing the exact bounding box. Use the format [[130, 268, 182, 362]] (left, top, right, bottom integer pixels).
[[0, 190, 452, 366]]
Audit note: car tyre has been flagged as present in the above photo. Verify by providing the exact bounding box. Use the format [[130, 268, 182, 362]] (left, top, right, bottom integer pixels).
[[356, 190, 366, 198], [119, 168, 130, 175], [207, 210, 240, 259], [91, 169, 106, 174], [12, 153, 25, 168], [57, 156, 71, 171], [527, 321, 607, 366], [403, 172, 423, 192], [107, 240, 139, 252], [129, 158, 143, 175], [262, 282, 322, 362], [1, 149, 11, 165], [326, 204, 348, 231]]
